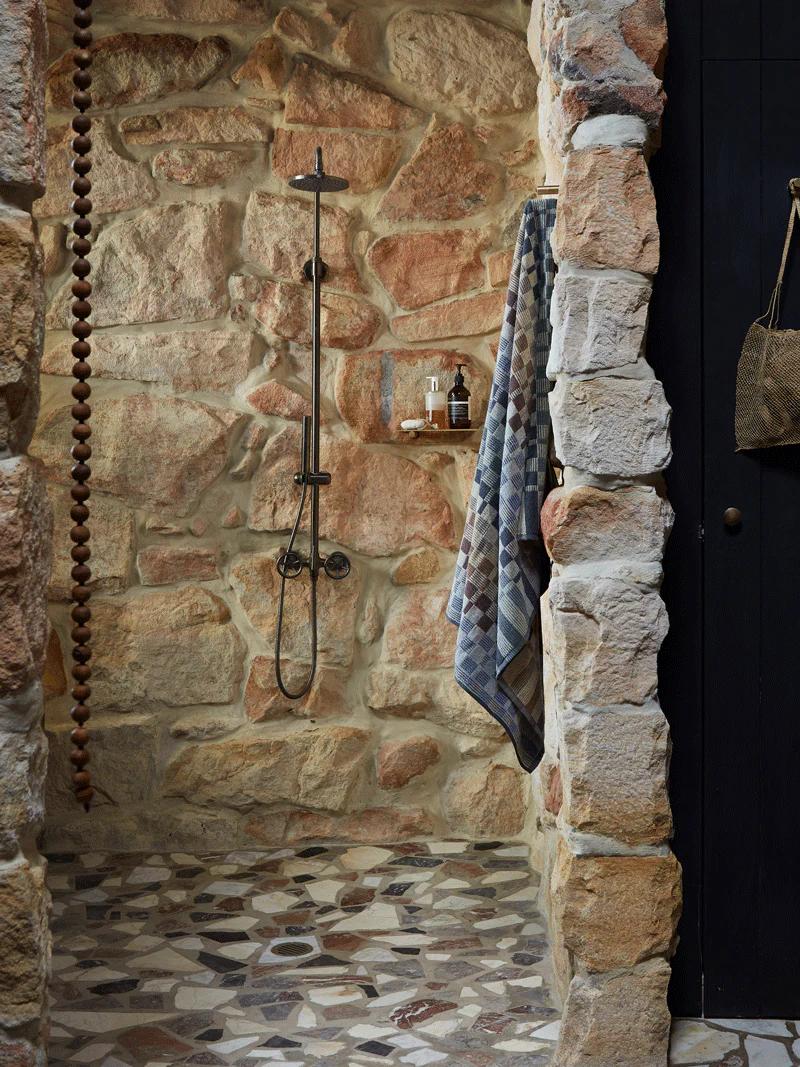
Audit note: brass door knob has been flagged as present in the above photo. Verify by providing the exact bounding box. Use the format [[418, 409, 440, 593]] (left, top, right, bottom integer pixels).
[[723, 507, 743, 527]]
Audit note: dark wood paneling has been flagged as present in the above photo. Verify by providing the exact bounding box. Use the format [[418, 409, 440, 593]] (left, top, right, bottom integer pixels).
[[701, 59, 764, 1017], [762, 0, 800, 59], [702, 0, 760, 59], [649, 0, 704, 1017]]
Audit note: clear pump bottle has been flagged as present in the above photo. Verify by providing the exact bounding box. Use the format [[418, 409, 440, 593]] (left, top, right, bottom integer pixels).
[[425, 376, 446, 429]]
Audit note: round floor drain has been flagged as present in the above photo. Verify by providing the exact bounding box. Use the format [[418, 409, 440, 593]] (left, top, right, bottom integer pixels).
[[271, 940, 314, 957]]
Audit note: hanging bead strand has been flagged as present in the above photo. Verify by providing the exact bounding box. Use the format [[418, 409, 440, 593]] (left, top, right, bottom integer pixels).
[[69, 0, 94, 812]]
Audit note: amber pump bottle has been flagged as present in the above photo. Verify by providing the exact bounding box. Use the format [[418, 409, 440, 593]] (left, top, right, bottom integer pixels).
[[447, 364, 471, 429]]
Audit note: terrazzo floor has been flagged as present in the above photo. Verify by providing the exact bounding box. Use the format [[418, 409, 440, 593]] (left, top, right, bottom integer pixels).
[[47, 842, 560, 1066], [670, 1019, 800, 1066]]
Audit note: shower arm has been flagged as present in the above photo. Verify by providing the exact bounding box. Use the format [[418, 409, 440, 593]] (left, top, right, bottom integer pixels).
[[275, 149, 351, 701]]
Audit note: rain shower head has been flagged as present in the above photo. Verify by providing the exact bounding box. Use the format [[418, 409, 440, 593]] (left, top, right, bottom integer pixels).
[[289, 172, 349, 193], [288, 146, 349, 192]]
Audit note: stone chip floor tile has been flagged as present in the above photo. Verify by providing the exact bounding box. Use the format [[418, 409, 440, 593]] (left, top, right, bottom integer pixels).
[[47, 841, 559, 1066]]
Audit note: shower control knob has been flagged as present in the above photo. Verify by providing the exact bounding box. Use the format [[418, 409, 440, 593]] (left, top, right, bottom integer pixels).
[[277, 550, 304, 579], [324, 552, 351, 580]]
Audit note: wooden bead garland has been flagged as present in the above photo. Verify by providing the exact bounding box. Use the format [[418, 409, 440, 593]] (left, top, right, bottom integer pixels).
[[69, 0, 94, 812]]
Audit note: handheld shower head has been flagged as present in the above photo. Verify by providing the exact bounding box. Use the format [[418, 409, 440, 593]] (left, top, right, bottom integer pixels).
[[288, 146, 349, 193]]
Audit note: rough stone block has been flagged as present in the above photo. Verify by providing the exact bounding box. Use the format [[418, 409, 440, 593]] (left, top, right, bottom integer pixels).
[[46, 32, 230, 109], [0, 207, 43, 455], [377, 736, 441, 790], [387, 10, 537, 117], [243, 657, 347, 722], [43, 329, 253, 393], [572, 114, 650, 150], [249, 428, 455, 556], [284, 806, 434, 845], [560, 704, 672, 845], [335, 349, 489, 443], [165, 727, 371, 812], [0, 858, 49, 1029], [243, 191, 361, 293], [551, 840, 681, 971], [0, 457, 50, 694], [379, 122, 502, 222], [47, 484, 134, 599], [137, 545, 219, 586], [231, 33, 286, 93], [33, 394, 242, 517], [444, 763, 528, 838], [541, 485, 673, 564], [89, 586, 245, 712], [252, 279, 382, 351], [391, 547, 440, 586], [621, 0, 668, 75], [548, 269, 652, 376], [556, 82, 666, 148], [555, 959, 672, 1067], [0, 685, 45, 858], [46, 202, 231, 328], [284, 55, 422, 130], [368, 229, 487, 310], [120, 105, 270, 145], [0, 0, 46, 190], [46, 714, 158, 810], [550, 377, 671, 477], [554, 147, 659, 273], [382, 588, 456, 670], [391, 290, 506, 343], [548, 576, 668, 707], [151, 146, 244, 187]]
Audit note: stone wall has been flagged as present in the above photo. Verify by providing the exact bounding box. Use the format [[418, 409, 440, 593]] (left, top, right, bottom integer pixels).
[[34, 0, 545, 852], [0, 1, 52, 1062], [528, 2, 681, 1065]]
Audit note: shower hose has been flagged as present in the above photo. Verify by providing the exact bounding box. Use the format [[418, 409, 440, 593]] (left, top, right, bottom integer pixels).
[[274, 474, 317, 701]]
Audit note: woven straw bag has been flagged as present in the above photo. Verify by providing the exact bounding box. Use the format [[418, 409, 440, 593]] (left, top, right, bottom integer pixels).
[[736, 181, 800, 450]]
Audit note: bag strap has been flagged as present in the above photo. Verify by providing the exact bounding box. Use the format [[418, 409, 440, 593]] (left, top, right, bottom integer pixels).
[[760, 179, 800, 328]]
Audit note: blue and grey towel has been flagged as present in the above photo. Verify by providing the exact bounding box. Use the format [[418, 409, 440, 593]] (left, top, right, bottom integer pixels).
[[446, 197, 557, 772]]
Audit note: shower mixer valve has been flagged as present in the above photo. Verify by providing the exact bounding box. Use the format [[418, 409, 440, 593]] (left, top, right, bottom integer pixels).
[[274, 148, 353, 701]]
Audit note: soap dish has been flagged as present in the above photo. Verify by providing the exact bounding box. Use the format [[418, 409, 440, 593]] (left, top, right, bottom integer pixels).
[[402, 426, 481, 440]]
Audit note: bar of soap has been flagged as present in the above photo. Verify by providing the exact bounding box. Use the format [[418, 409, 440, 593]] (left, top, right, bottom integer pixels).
[[401, 419, 426, 431]]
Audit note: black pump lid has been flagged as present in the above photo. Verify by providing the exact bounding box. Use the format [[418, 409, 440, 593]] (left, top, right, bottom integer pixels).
[[454, 363, 466, 387]]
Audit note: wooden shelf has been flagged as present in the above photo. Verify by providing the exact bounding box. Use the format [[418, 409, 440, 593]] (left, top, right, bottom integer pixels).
[[403, 426, 481, 440]]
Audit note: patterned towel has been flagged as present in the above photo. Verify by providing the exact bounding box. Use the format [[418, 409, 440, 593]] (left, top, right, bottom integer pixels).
[[446, 197, 557, 772]]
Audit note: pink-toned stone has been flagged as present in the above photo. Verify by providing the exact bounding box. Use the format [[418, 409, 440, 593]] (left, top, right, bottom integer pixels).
[[380, 123, 501, 222], [137, 546, 219, 585], [391, 290, 505, 343], [544, 761, 563, 816], [0, 860, 48, 1028], [42, 330, 253, 393], [284, 55, 422, 131], [0, 457, 51, 693], [284, 806, 434, 844], [165, 726, 370, 812], [557, 81, 665, 143], [36, 118, 156, 217], [43, 629, 66, 700], [541, 485, 673, 564], [487, 248, 514, 288], [335, 349, 488, 442], [254, 280, 381, 351], [554, 147, 659, 273], [46, 202, 231, 328], [621, 0, 668, 75], [47, 33, 230, 109], [551, 842, 682, 971], [0, 1036, 39, 1066], [47, 484, 134, 600], [243, 191, 360, 292], [387, 10, 537, 116], [454, 448, 478, 509], [383, 588, 455, 670], [120, 106, 270, 145], [377, 736, 441, 790], [274, 5, 327, 49], [368, 230, 486, 310], [0, 0, 46, 190], [32, 394, 242, 517], [273, 128, 402, 195], [501, 138, 538, 167], [0, 207, 43, 454], [244, 656, 347, 722], [246, 381, 309, 420], [391, 547, 440, 586], [229, 550, 360, 666], [151, 146, 245, 186], [90, 586, 245, 712], [332, 8, 379, 68], [249, 428, 455, 556], [39, 222, 64, 276], [444, 763, 527, 838], [99, 0, 269, 19], [232, 33, 286, 93]]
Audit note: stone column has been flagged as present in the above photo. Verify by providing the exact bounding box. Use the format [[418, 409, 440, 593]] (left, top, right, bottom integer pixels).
[[528, 2, 681, 1065], [0, 1, 53, 1063]]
